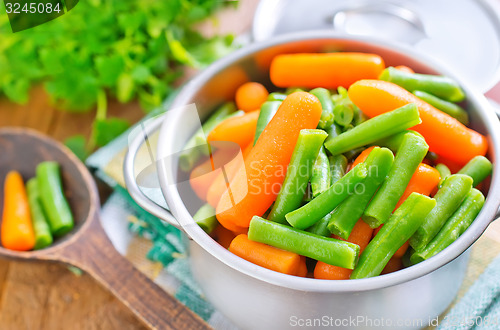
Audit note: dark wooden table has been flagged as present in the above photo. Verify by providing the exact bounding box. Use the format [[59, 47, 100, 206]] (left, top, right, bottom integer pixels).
[[0, 1, 258, 328]]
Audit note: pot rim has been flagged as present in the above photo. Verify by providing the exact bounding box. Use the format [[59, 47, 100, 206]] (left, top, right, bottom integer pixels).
[[158, 31, 500, 292]]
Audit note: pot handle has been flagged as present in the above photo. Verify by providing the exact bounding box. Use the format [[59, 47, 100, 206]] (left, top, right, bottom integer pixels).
[[123, 117, 182, 230]]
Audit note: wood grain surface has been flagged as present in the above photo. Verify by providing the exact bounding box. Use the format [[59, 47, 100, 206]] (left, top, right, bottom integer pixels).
[[0, 1, 259, 329]]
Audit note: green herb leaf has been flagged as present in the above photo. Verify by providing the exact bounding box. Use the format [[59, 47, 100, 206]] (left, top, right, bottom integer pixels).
[[93, 117, 131, 147], [64, 135, 90, 161]]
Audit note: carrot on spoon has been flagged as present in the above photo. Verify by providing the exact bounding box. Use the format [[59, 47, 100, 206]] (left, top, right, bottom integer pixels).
[[348, 80, 487, 165]]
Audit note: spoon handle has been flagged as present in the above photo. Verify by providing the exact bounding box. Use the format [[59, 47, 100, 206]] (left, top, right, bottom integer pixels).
[[46, 214, 210, 330]]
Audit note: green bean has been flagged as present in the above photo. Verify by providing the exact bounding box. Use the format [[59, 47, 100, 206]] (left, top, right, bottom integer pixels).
[[286, 87, 305, 94], [306, 212, 332, 237], [457, 155, 493, 187], [329, 154, 348, 185], [36, 162, 74, 237], [254, 101, 281, 145], [248, 216, 360, 269], [362, 133, 429, 228], [411, 188, 484, 264], [285, 163, 368, 230], [324, 122, 342, 148], [331, 87, 354, 127], [372, 130, 423, 153], [267, 92, 287, 101], [435, 163, 451, 189], [324, 103, 421, 156], [269, 129, 328, 224], [310, 88, 335, 129], [352, 106, 368, 126], [328, 147, 394, 239], [409, 174, 473, 251], [193, 204, 218, 234], [26, 178, 53, 249], [311, 147, 331, 198], [379, 67, 465, 102], [351, 193, 436, 279], [179, 102, 237, 171], [413, 90, 469, 125]]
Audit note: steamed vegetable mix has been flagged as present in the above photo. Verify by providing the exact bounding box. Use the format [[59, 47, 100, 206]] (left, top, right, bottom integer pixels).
[[324, 103, 421, 155], [254, 101, 281, 145], [457, 156, 493, 187], [351, 193, 436, 279], [379, 66, 465, 102], [26, 179, 53, 250], [182, 51, 490, 280], [413, 90, 469, 125], [37, 162, 74, 236], [179, 102, 237, 171], [216, 92, 323, 229], [348, 80, 487, 165], [270, 53, 385, 88], [249, 216, 360, 269], [363, 133, 429, 228], [410, 174, 473, 251], [328, 147, 394, 239], [410, 189, 484, 264], [1, 171, 36, 251], [269, 129, 327, 224]]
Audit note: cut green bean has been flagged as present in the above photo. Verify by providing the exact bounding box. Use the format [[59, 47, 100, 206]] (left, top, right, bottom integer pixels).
[[324, 122, 342, 148], [248, 216, 360, 269], [193, 204, 218, 234], [329, 154, 348, 185], [285, 163, 368, 230], [457, 156, 493, 187], [26, 178, 53, 250], [179, 102, 237, 171], [310, 88, 335, 129], [372, 130, 423, 153], [435, 163, 451, 189], [328, 147, 394, 239], [306, 212, 333, 237], [36, 162, 74, 237], [362, 133, 429, 228], [325, 103, 421, 156], [409, 174, 473, 251], [254, 101, 281, 145], [352, 106, 368, 126], [267, 92, 287, 101], [351, 193, 436, 279], [311, 147, 331, 198], [268, 129, 328, 224], [331, 87, 355, 127], [379, 67, 465, 102], [411, 189, 484, 264], [413, 90, 469, 125]]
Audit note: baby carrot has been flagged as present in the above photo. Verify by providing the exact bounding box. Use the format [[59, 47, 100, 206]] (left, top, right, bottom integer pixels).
[[213, 225, 236, 249], [314, 219, 373, 280], [207, 110, 260, 150], [348, 80, 487, 165], [235, 82, 269, 112], [229, 234, 302, 275], [1, 171, 36, 251], [295, 256, 308, 277], [270, 53, 385, 89], [216, 92, 322, 229], [395, 163, 441, 209], [381, 257, 403, 275]]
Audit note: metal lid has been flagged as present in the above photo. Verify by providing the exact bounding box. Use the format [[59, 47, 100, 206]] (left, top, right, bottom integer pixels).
[[252, 0, 500, 93]]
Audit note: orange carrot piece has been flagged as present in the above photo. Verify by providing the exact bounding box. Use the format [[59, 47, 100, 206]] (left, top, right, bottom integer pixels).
[[350, 146, 377, 170], [206, 144, 252, 208], [235, 82, 269, 112], [394, 65, 415, 74], [189, 149, 237, 201], [270, 53, 385, 89], [381, 257, 403, 275], [216, 92, 322, 229], [1, 171, 36, 251], [395, 163, 441, 209], [295, 256, 308, 277], [315, 219, 374, 280], [348, 80, 488, 165], [207, 110, 259, 150], [212, 225, 236, 249], [229, 234, 302, 275]]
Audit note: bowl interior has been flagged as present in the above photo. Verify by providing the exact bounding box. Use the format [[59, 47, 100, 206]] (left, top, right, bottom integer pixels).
[[0, 129, 95, 257]]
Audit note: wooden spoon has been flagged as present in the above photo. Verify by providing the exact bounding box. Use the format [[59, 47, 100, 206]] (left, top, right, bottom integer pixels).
[[0, 128, 210, 330]]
